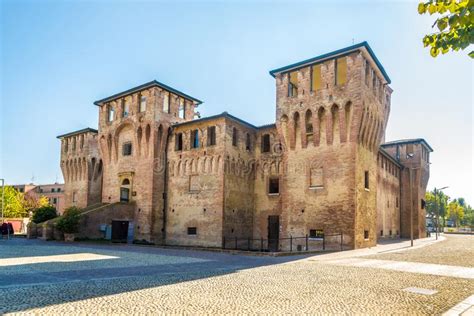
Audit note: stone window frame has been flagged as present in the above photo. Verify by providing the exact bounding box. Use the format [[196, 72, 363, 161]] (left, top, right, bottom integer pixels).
[[187, 227, 197, 236]]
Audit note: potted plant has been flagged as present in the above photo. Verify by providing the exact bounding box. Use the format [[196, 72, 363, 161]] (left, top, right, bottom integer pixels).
[[56, 207, 81, 242]]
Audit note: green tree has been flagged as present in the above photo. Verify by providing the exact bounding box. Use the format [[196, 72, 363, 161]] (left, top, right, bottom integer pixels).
[[56, 207, 81, 234], [31, 205, 57, 223], [418, 0, 474, 58], [447, 200, 464, 226], [1, 186, 27, 218], [461, 203, 474, 226]]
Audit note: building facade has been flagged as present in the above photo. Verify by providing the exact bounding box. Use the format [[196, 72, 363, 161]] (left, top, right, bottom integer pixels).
[[12, 183, 66, 214], [57, 42, 432, 249]]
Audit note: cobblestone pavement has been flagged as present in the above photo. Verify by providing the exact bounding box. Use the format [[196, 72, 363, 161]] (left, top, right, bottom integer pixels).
[[366, 234, 474, 267], [1, 235, 473, 315]]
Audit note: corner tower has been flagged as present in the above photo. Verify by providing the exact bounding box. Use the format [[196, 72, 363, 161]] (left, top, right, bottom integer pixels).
[[94, 80, 202, 243], [269, 42, 392, 248]]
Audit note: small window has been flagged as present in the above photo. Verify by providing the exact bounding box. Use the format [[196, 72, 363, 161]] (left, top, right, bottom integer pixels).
[[396, 197, 399, 207], [364, 230, 369, 240], [57, 188, 61, 192], [163, 92, 170, 113], [178, 98, 185, 119], [311, 64, 322, 91], [122, 100, 130, 117], [245, 133, 251, 151], [122, 142, 132, 156], [207, 126, 216, 146], [389, 230, 392, 236], [232, 127, 238, 146], [107, 105, 115, 122], [380, 230, 383, 237], [261, 134, 271, 153], [187, 227, 197, 235], [364, 171, 369, 190], [72, 191, 77, 203], [53, 198, 57, 204], [335, 57, 347, 86], [139, 96, 147, 112], [268, 178, 279, 195], [191, 129, 199, 149], [406, 144, 414, 157], [175, 133, 183, 151], [51, 188, 54, 192], [288, 71, 298, 97], [309, 229, 324, 239], [365, 61, 370, 86], [421, 199, 426, 209]]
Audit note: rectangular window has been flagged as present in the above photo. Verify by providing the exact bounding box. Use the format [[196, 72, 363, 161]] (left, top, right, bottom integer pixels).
[[372, 70, 376, 91], [72, 191, 77, 203], [309, 229, 324, 239], [365, 61, 370, 86], [51, 188, 55, 192], [245, 133, 251, 151], [396, 197, 399, 208], [187, 227, 197, 235], [268, 177, 279, 195], [139, 96, 147, 112], [53, 197, 57, 204], [288, 71, 298, 97], [163, 92, 170, 113], [364, 230, 369, 240], [178, 98, 185, 119], [311, 64, 322, 91], [364, 171, 369, 190], [261, 134, 271, 153], [232, 128, 238, 146], [108, 105, 115, 122], [122, 142, 132, 156], [191, 129, 199, 149], [421, 199, 426, 209], [406, 144, 414, 156], [310, 167, 324, 188], [175, 133, 183, 151], [335, 57, 347, 86], [207, 126, 216, 146], [122, 100, 130, 118]]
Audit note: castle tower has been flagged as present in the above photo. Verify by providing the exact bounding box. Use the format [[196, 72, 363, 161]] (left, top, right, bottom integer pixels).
[[93, 80, 202, 243], [381, 139, 432, 239], [269, 42, 392, 248], [57, 128, 102, 208]]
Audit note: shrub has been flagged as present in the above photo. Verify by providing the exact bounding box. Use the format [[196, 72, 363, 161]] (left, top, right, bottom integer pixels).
[[32, 205, 57, 223], [56, 207, 81, 234]]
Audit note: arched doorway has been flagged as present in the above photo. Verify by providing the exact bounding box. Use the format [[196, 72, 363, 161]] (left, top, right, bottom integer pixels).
[[120, 178, 131, 202]]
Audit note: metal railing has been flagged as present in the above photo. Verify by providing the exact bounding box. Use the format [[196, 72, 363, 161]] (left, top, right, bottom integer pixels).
[[222, 233, 344, 253]]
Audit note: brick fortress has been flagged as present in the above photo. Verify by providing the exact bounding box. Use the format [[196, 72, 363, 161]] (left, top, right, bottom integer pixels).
[[57, 42, 432, 250]]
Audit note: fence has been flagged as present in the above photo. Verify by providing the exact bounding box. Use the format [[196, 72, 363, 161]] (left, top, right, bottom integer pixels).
[[222, 233, 344, 253]]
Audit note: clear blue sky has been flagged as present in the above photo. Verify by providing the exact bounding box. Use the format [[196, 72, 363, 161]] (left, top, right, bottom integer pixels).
[[1, 0, 472, 204]]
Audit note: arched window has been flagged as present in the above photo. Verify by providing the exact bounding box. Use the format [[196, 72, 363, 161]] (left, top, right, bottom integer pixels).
[[305, 110, 313, 145], [122, 178, 130, 185]]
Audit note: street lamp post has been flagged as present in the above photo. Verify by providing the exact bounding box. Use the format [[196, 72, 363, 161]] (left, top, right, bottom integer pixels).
[[409, 168, 413, 247], [1, 178, 4, 224]]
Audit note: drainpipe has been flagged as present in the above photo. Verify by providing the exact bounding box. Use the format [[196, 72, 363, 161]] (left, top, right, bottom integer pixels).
[[162, 126, 172, 244]]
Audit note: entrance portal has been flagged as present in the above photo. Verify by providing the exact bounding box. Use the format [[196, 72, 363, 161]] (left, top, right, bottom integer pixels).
[[268, 215, 280, 252]]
